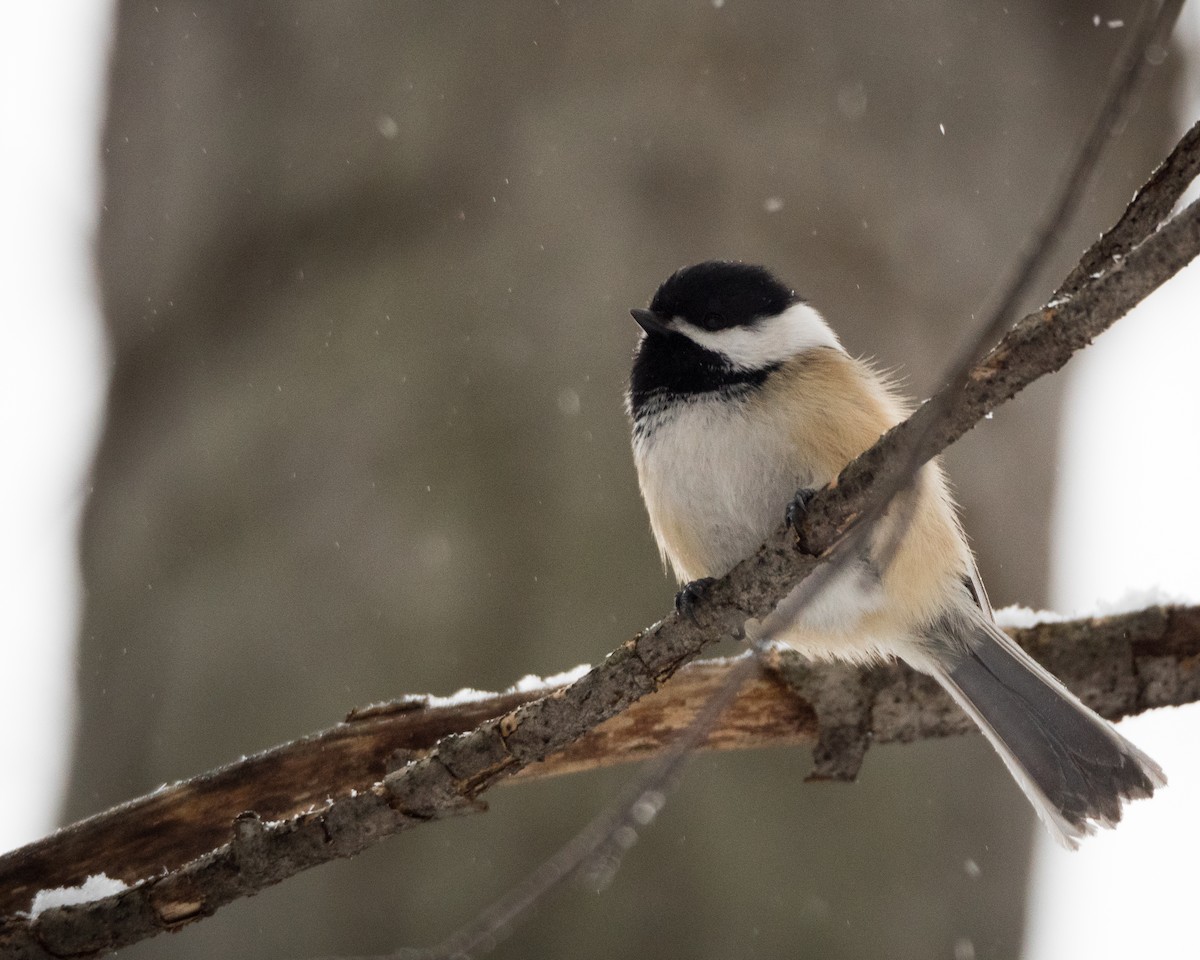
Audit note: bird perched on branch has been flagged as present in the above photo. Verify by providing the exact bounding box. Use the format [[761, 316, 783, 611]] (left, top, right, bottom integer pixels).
[[627, 260, 1164, 848]]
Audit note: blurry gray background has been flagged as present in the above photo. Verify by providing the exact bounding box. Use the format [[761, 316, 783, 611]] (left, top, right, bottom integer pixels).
[[68, 2, 1180, 958]]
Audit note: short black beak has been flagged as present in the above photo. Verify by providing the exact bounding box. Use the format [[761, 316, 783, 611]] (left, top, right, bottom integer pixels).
[[631, 308, 671, 336]]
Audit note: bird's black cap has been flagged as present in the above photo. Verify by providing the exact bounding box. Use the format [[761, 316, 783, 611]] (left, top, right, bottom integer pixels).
[[642, 261, 798, 333]]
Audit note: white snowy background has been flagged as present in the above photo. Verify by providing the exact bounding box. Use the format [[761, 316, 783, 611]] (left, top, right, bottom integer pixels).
[[1024, 4, 1200, 947], [0, 3, 1196, 957], [0, 3, 110, 855]]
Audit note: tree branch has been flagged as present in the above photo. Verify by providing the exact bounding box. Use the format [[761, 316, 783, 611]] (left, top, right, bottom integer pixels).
[[4, 605, 1200, 960], [5, 108, 1200, 960]]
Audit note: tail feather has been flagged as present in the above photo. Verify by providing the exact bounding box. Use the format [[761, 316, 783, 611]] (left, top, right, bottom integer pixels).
[[927, 613, 1165, 849]]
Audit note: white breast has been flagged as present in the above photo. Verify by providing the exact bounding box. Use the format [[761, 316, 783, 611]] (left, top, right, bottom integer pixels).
[[632, 391, 808, 582]]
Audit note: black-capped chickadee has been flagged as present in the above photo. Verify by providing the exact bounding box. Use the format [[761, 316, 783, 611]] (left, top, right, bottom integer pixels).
[[627, 260, 1164, 848]]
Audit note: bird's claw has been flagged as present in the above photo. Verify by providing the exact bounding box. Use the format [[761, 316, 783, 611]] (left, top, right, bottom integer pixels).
[[786, 487, 818, 532], [675, 577, 716, 624]]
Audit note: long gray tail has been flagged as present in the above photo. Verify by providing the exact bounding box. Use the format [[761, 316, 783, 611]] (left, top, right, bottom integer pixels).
[[926, 611, 1165, 849]]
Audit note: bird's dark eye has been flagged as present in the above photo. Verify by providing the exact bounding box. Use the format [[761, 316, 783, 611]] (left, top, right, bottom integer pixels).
[[701, 311, 724, 330]]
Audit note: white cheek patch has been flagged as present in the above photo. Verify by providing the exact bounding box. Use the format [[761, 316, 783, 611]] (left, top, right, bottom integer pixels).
[[674, 301, 843, 369]]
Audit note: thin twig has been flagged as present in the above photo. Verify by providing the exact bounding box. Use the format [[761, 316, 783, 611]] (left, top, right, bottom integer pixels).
[[5, 34, 1200, 960], [1058, 116, 1200, 299], [377, 6, 1189, 956], [803, 0, 1183, 569], [4, 181, 1198, 954]]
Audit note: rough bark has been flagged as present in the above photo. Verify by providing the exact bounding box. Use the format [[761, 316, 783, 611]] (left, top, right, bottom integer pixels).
[[3, 114, 1200, 956], [2, 606, 1199, 959], [66, 5, 1191, 960], [4, 11, 1195, 955]]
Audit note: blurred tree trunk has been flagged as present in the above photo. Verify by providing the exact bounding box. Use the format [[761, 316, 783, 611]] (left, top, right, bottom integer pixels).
[[71, 2, 1179, 958]]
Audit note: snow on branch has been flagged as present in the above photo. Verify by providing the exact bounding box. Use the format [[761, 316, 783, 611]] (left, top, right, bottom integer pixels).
[[2, 605, 1199, 960]]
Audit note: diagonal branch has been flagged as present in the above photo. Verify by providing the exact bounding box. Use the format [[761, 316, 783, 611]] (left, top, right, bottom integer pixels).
[[798, 211, 1200, 555], [780, 3, 1188, 598], [2, 114, 1200, 957], [416, 13, 1197, 949], [1058, 117, 1200, 300]]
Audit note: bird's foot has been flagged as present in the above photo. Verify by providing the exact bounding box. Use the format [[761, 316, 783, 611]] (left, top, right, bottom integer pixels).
[[675, 577, 716, 624], [785, 487, 818, 532]]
